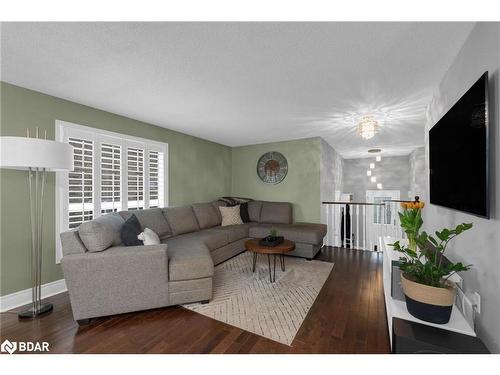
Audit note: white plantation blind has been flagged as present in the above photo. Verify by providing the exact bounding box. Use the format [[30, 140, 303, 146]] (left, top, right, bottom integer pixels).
[[56, 121, 168, 263], [148, 150, 164, 208], [101, 143, 121, 214], [127, 147, 145, 210], [68, 137, 94, 229]]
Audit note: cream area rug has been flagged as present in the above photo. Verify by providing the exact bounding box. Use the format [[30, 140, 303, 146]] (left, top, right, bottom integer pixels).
[[183, 251, 333, 345]]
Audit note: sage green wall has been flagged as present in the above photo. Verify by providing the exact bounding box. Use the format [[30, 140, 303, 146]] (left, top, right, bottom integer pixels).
[[231, 138, 322, 223], [0, 82, 232, 296], [0, 84, 325, 297]]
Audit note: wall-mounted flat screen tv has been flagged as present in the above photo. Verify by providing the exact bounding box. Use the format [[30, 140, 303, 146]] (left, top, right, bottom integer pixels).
[[429, 72, 489, 218]]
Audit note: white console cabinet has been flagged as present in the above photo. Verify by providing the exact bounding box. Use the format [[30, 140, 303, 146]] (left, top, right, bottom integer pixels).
[[379, 236, 475, 349]]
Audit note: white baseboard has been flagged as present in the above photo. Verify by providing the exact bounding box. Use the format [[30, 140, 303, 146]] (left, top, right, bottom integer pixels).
[[0, 279, 67, 312]]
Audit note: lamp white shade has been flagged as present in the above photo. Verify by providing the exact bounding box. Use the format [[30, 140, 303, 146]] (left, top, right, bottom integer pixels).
[[0, 136, 73, 171]]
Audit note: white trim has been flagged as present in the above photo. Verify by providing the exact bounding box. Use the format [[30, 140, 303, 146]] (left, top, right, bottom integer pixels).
[[55, 120, 169, 263], [0, 279, 67, 313], [55, 120, 168, 149]]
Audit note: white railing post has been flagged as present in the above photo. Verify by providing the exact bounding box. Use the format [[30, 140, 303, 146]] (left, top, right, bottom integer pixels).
[[324, 203, 327, 245], [322, 202, 399, 252], [356, 205, 359, 249], [332, 205, 339, 246], [363, 205, 366, 250], [342, 204, 346, 248], [349, 204, 353, 249]]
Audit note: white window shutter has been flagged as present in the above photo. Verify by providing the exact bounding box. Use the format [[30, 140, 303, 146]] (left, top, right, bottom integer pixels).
[[67, 137, 94, 229], [127, 146, 145, 210], [148, 150, 165, 208], [56, 120, 169, 265], [101, 143, 121, 213]]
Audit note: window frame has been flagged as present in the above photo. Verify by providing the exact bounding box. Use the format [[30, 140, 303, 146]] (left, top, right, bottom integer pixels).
[[55, 120, 168, 263]]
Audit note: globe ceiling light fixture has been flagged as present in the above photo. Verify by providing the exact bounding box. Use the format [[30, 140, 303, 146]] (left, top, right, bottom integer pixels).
[[357, 115, 379, 140]]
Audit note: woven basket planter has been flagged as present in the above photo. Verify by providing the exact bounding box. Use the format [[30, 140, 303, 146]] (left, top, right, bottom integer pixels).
[[401, 273, 457, 324]]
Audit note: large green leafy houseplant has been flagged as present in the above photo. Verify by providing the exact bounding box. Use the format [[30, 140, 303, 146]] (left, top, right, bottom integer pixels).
[[391, 202, 473, 324], [391, 209, 473, 288]]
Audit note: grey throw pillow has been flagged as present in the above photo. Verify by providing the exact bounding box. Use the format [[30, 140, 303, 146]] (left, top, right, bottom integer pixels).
[[78, 213, 124, 252], [260, 202, 292, 224], [163, 206, 200, 235], [192, 202, 220, 229]]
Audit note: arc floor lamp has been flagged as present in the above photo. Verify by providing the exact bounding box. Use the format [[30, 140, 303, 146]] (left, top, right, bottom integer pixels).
[[1, 129, 73, 318]]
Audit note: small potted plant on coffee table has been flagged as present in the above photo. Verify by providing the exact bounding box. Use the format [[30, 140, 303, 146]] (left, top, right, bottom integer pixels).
[[391, 203, 473, 324], [259, 227, 284, 247]]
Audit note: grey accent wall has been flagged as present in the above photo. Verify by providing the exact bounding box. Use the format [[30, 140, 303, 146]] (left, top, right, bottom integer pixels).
[[343, 156, 411, 202], [424, 22, 500, 353], [320, 138, 344, 224], [409, 147, 426, 201]]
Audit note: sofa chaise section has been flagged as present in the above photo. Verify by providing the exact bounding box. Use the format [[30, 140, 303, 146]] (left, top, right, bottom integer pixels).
[[247, 201, 327, 260], [248, 222, 326, 260]]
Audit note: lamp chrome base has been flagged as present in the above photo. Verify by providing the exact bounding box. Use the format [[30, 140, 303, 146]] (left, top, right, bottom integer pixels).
[[18, 303, 53, 319]]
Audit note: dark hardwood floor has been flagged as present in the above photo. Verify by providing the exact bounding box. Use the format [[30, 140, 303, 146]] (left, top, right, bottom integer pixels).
[[0, 247, 390, 353]]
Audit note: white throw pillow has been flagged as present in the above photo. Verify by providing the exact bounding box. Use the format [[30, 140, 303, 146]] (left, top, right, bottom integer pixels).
[[219, 205, 243, 226], [137, 227, 161, 245]]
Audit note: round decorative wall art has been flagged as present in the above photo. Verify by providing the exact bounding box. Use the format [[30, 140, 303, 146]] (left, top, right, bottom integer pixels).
[[257, 151, 288, 184]]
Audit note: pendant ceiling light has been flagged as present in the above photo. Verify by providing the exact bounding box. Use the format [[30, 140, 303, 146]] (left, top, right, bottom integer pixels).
[[357, 115, 379, 140]]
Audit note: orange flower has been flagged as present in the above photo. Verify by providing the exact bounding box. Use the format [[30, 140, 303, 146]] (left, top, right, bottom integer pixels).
[[400, 201, 425, 210]]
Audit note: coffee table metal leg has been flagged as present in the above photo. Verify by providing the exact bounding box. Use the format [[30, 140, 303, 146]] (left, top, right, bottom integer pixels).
[[267, 254, 272, 282], [252, 252, 257, 272], [273, 254, 276, 281], [281, 254, 285, 271]]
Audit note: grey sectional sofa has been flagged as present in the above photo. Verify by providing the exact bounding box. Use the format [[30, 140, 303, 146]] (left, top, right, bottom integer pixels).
[[60, 200, 326, 324]]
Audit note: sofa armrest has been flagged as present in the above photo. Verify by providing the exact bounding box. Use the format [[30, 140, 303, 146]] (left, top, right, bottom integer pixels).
[[61, 244, 169, 320], [60, 229, 88, 256]]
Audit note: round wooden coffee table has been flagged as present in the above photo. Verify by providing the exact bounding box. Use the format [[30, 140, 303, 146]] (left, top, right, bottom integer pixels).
[[245, 238, 295, 282]]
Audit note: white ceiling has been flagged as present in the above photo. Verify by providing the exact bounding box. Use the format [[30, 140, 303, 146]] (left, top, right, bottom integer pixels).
[[1, 22, 474, 158]]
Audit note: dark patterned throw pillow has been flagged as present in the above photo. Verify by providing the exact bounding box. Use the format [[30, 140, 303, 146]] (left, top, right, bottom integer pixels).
[[120, 214, 143, 246], [218, 196, 253, 206], [240, 202, 250, 223]]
